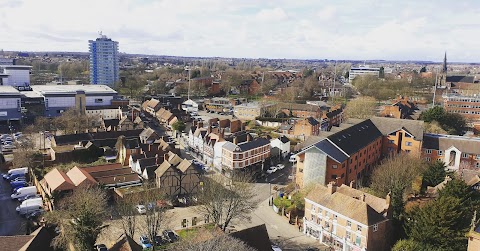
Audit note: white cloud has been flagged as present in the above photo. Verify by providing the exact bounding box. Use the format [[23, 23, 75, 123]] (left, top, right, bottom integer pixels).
[[0, 0, 479, 61], [256, 7, 288, 22], [317, 5, 336, 20]]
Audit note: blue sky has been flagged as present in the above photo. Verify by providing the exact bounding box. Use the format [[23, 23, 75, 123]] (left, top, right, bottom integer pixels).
[[1, 0, 479, 62]]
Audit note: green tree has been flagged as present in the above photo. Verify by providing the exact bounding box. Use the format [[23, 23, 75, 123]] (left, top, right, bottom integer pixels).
[[405, 196, 470, 251], [438, 177, 480, 210], [420, 107, 465, 135], [392, 239, 423, 251], [419, 66, 427, 73], [422, 161, 448, 188], [172, 121, 186, 132]]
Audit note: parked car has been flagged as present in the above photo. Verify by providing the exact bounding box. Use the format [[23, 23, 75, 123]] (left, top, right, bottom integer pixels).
[[2, 145, 16, 150], [26, 209, 44, 220], [11, 181, 28, 189], [154, 235, 167, 246], [272, 244, 283, 251], [289, 154, 297, 163], [135, 205, 146, 214], [276, 164, 285, 170], [266, 166, 277, 174], [139, 235, 153, 249], [3, 167, 27, 179], [10, 177, 26, 183], [6, 173, 25, 181], [163, 230, 179, 243], [95, 244, 108, 251]]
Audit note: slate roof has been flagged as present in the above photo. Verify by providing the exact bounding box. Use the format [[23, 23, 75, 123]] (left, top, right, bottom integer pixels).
[[104, 119, 120, 128], [229, 224, 272, 251], [237, 138, 270, 152], [306, 184, 388, 226], [310, 139, 348, 163], [138, 157, 158, 171], [222, 141, 238, 152], [423, 134, 480, 154], [446, 75, 475, 83], [306, 117, 319, 126], [279, 135, 290, 144], [370, 117, 424, 141], [53, 133, 90, 146], [327, 119, 382, 156]]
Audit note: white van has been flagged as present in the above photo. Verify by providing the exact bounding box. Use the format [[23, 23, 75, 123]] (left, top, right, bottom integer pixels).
[[17, 204, 43, 215], [16, 198, 43, 215], [3, 167, 28, 178], [11, 186, 37, 199]]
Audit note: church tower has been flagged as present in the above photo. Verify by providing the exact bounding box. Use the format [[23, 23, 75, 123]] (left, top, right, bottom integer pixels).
[[438, 51, 447, 87]]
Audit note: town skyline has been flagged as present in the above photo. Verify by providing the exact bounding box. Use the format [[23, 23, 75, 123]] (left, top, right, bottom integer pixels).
[[2, 0, 480, 62]]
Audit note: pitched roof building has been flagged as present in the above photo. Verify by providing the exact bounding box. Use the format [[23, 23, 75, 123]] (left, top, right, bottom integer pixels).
[[304, 182, 391, 251]]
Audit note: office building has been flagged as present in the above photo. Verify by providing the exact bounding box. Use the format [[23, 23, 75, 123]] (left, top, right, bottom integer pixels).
[[0, 65, 32, 87], [443, 93, 480, 121], [349, 66, 380, 82], [89, 34, 119, 86], [0, 86, 22, 121]]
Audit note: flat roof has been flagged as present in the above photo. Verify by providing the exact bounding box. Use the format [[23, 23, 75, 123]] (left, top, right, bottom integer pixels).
[[1, 65, 32, 69], [0, 86, 21, 95], [31, 84, 117, 95], [20, 91, 44, 99]]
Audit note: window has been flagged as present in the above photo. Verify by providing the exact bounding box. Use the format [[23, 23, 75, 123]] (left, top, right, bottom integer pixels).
[[356, 236, 361, 245], [438, 150, 443, 156], [425, 157, 431, 162], [357, 225, 362, 231], [346, 231, 351, 240], [476, 155, 480, 160], [476, 162, 480, 169], [389, 140, 395, 144], [426, 149, 432, 154], [331, 175, 337, 179], [462, 153, 469, 158], [95, 98, 103, 103], [373, 224, 378, 232], [405, 142, 412, 146], [332, 165, 338, 169], [347, 220, 352, 227], [311, 205, 316, 212]]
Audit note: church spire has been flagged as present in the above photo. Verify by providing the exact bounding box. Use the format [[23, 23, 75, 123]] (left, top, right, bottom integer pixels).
[[442, 51, 447, 73]]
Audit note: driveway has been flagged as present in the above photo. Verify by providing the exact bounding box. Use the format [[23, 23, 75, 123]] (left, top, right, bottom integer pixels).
[[0, 174, 27, 235]]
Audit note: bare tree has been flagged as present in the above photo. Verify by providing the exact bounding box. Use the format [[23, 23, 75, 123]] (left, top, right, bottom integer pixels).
[[344, 96, 377, 119], [369, 154, 427, 220], [172, 231, 255, 251], [115, 196, 138, 238], [138, 184, 168, 251], [46, 186, 108, 251], [197, 174, 258, 232]]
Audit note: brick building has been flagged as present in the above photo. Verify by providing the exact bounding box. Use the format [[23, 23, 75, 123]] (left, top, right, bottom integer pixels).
[[222, 138, 270, 173], [443, 93, 480, 121], [422, 134, 480, 170], [296, 118, 424, 188], [293, 117, 320, 137], [380, 96, 418, 119], [304, 182, 391, 251]]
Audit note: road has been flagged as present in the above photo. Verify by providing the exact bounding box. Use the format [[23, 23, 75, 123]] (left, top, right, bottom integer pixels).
[[0, 174, 27, 235]]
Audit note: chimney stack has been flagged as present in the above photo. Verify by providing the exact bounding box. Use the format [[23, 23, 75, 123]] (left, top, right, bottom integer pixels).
[[233, 136, 238, 145], [350, 180, 355, 188], [247, 133, 252, 142], [362, 194, 366, 202], [327, 181, 337, 194]]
